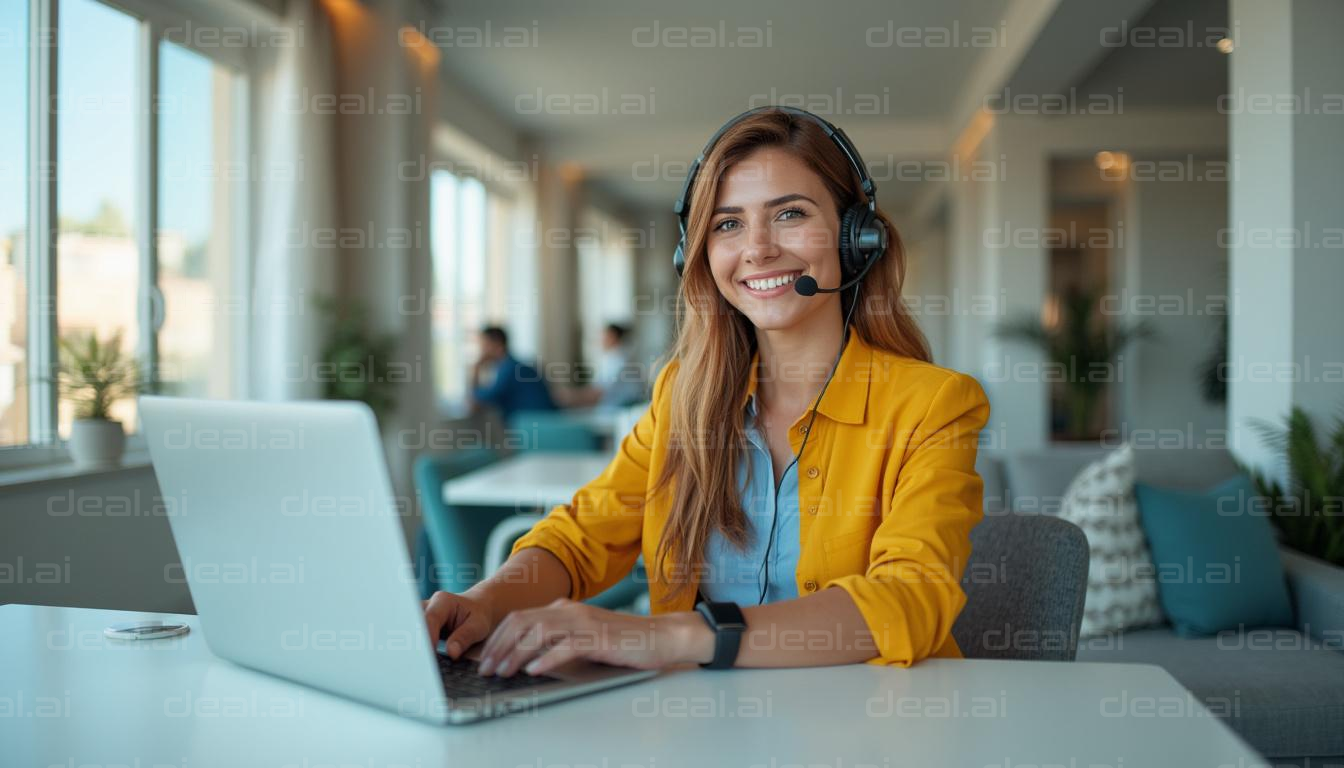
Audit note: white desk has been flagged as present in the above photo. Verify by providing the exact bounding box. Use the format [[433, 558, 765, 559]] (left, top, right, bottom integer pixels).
[[2, 604, 1266, 768], [443, 452, 612, 509], [562, 406, 625, 437]]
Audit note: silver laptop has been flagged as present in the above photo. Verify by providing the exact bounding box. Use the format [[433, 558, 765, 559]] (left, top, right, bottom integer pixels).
[[139, 395, 658, 724]]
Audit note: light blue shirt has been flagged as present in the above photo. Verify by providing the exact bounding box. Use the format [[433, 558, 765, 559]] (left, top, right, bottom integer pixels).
[[699, 394, 802, 605]]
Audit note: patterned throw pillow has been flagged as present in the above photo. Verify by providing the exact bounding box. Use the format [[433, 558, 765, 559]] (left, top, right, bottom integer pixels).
[[1058, 444, 1164, 637]]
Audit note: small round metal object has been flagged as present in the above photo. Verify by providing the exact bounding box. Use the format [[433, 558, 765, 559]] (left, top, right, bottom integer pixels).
[[104, 621, 190, 641]]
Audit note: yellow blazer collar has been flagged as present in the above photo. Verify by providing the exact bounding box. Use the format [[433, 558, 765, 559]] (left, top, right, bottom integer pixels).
[[741, 331, 873, 425]]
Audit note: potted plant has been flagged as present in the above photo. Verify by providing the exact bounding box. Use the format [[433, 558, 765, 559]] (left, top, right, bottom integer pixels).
[[313, 296, 399, 427], [1245, 406, 1344, 566], [56, 330, 142, 469], [995, 286, 1153, 440]]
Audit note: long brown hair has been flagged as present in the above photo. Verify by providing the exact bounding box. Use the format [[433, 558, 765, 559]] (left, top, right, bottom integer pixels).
[[651, 109, 931, 606]]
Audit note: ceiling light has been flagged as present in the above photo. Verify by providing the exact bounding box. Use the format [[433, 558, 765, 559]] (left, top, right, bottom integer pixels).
[[1094, 151, 1131, 178]]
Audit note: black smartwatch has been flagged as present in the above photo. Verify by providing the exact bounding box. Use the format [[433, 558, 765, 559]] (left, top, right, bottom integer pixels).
[[693, 600, 746, 669]]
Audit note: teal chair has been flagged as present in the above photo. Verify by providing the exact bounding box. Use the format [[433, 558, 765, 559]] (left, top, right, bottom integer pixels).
[[414, 448, 520, 596], [415, 447, 649, 612], [508, 410, 601, 453], [413, 527, 437, 600], [484, 514, 649, 612]]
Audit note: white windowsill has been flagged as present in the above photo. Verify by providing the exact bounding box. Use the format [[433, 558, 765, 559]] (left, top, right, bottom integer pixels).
[[0, 451, 154, 491]]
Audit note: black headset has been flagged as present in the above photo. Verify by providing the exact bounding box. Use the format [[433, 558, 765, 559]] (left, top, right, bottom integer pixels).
[[672, 107, 884, 605], [672, 105, 887, 295]]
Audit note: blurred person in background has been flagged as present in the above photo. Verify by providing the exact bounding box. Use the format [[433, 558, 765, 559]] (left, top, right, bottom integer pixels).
[[563, 323, 647, 409], [468, 325, 556, 421]]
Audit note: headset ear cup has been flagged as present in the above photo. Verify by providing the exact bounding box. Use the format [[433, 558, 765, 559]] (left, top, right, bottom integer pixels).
[[838, 207, 860, 280], [848, 207, 888, 278], [841, 206, 881, 280], [861, 208, 888, 261]]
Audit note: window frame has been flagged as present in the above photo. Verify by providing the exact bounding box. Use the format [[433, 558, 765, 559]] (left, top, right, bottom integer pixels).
[[428, 163, 536, 418], [429, 169, 489, 417], [2, 0, 261, 470], [577, 206, 637, 376]]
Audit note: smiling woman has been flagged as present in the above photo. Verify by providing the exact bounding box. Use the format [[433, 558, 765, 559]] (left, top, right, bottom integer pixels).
[[424, 107, 990, 678]]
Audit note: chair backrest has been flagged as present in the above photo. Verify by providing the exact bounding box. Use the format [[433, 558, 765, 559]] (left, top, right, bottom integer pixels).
[[951, 512, 1090, 662], [508, 411, 602, 453], [414, 448, 518, 594]]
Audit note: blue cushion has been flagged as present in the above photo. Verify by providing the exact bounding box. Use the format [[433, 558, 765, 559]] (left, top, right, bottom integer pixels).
[[1136, 476, 1295, 636]]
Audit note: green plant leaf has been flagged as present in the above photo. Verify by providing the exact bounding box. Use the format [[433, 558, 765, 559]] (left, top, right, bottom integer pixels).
[[52, 329, 143, 420], [312, 295, 401, 426], [1246, 405, 1344, 567]]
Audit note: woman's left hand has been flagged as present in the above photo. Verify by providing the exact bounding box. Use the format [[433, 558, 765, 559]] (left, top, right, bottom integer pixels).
[[476, 598, 712, 678]]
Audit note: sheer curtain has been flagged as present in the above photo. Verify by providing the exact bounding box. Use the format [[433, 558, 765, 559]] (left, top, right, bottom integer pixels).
[[247, 0, 441, 545], [249, 0, 339, 401]]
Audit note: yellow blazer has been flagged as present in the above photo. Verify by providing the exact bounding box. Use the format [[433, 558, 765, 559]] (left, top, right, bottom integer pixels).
[[510, 331, 990, 667]]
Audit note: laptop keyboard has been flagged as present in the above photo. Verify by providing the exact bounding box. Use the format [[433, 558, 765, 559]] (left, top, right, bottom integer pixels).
[[437, 653, 561, 698]]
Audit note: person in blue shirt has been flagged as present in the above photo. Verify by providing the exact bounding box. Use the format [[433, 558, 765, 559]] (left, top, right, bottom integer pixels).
[[593, 323, 648, 409], [564, 323, 649, 409], [468, 326, 556, 420]]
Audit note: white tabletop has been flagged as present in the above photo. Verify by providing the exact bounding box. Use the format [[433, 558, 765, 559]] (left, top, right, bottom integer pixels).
[[1, 604, 1265, 768], [443, 451, 613, 509], [561, 406, 624, 436]]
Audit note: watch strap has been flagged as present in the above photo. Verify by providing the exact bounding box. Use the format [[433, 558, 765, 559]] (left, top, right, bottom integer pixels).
[[694, 600, 746, 669]]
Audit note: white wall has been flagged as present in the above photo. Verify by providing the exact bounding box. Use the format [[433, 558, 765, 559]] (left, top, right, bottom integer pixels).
[[979, 118, 1050, 450], [1289, 0, 1344, 425], [904, 226, 949, 366], [1228, 0, 1344, 477], [946, 156, 988, 377], [630, 209, 681, 372], [1116, 159, 1229, 445], [941, 115, 1050, 451], [328, 1, 439, 550], [0, 467, 193, 613], [938, 110, 1229, 452], [533, 163, 583, 373]]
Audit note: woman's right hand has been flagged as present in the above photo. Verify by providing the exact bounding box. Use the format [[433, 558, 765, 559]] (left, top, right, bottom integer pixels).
[[423, 591, 497, 660]]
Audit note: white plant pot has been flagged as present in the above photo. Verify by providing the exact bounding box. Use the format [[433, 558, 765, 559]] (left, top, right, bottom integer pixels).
[[69, 419, 126, 470]]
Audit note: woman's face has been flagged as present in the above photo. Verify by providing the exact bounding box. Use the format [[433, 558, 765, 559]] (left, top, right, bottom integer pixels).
[[706, 147, 843, 334]]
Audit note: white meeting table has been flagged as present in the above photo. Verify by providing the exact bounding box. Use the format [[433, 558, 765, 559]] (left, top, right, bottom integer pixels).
[[442, 451, 613, 510], [1, 604, 1267, 768]]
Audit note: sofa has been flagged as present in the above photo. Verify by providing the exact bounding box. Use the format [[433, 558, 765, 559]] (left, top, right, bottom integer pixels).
[[977, 446, 1344, 767]]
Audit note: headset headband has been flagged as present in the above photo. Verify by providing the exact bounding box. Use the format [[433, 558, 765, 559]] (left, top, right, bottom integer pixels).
[[673, 106, 877, 225]]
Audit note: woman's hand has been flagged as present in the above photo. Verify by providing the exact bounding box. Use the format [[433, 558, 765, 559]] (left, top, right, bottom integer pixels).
[[423, 591, 497, 660], [477, 598, 714, 677]]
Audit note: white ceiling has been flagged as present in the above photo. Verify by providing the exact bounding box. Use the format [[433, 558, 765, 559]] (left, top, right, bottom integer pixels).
[[432, 0, 1016, 212], [1075, 0, 1229, 109], [427, 0, 1225, 216]]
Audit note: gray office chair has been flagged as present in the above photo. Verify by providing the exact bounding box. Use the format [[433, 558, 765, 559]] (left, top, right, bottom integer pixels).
[[951, 512, 1090, 662]]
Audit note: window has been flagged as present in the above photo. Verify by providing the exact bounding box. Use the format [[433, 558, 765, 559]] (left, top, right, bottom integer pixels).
[[577, 208, 636, 375], [56, 0, 141, 438], [429, 169, 531, 413], [2, 0, 252, 461], [0, 0, 29, 447], [430, 170, 468, 408], [156, 41, 245, 402]]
